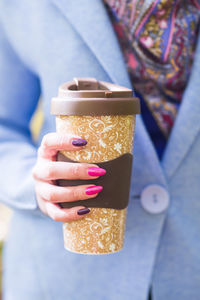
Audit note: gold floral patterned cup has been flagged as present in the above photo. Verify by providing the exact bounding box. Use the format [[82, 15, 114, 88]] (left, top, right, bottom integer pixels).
[[51, 78, 140, 254]]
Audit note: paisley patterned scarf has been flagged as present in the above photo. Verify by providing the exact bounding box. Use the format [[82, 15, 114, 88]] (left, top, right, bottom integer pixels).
[[104, 0, 200, 139]]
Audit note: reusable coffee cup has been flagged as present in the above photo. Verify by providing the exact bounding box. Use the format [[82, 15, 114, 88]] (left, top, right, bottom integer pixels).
[[51, 78, 140, 254]]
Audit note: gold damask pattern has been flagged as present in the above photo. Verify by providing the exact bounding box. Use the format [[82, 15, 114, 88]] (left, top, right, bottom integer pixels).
[[56, 115, 135, 162], [63, 208, 127, 254], [56, 114, 136, 254]]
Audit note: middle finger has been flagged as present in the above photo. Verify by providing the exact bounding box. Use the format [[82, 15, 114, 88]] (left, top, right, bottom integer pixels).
[[34, 160, 106, 181]]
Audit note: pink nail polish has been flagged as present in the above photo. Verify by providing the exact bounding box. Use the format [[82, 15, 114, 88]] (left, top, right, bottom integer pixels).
[[85, 186, 103, 195], [88, 167, 106, 176]]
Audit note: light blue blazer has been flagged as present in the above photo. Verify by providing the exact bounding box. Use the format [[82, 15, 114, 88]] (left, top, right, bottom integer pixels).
[[0, 1, 200, 299]]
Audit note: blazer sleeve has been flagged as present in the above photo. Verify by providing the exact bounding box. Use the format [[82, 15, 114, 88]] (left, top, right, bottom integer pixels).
[[0, 21, 41, 210]]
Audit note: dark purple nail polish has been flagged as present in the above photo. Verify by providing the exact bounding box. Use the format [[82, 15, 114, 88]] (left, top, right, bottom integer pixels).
[[72, 138, 87, 146], [77, 208, 90, 215]]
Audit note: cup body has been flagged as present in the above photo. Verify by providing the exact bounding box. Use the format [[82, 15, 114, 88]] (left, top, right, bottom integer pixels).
[[56, 114, 136, 254]]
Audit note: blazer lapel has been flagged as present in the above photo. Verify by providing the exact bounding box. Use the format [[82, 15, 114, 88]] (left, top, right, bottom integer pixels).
[[162, 31, 200, 178], [51, 0, 131, 87]]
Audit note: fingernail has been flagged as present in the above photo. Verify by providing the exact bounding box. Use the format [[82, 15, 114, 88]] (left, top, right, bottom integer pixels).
[[72, 138, 87, 146], [85, 185, 103, 195], [88, 167, 106, 176], [77, 208, 90, 215]]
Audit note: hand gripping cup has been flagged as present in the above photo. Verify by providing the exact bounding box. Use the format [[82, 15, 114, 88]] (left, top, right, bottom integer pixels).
[[51, 78, 140, 254]]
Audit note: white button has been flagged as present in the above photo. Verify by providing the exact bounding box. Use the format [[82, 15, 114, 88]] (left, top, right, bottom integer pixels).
[[141, 184, 169, 214]]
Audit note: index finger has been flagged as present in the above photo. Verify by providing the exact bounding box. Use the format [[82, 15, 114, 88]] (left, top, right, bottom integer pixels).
[[39, 132, 88, 159]]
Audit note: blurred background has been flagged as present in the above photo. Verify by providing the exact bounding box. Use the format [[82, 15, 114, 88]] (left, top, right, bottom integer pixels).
[[0, 102, 43, 299]]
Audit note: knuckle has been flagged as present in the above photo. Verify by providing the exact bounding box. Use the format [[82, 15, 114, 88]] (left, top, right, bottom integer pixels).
[[48, 190, 57, 202], [45, 163, 55, 179], [58, 134, 68, 148], [67, 215, 77, 222], [64, 210, 76, 221], [71, 187, 81, 200], [72, 164, 81, 178]]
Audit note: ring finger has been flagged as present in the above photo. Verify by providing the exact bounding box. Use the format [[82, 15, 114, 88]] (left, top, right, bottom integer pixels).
[[35, 180, 103, 203]]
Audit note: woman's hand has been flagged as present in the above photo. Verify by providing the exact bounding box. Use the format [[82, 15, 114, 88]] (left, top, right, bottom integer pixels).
[[32, 132, 106, 222]]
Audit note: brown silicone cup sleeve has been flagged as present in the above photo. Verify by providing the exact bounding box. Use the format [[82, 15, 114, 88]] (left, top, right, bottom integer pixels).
[[57, 153, 133, 210]]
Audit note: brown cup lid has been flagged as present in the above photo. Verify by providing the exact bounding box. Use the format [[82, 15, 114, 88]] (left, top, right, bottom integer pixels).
[[51, 77, 140, 116]]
